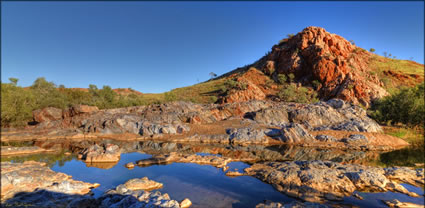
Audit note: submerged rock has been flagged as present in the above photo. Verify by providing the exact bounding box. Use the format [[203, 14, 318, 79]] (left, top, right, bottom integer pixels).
[[255, 200, 329, 208], [383, 199, 425, 208], [136, 152, 231, 168]]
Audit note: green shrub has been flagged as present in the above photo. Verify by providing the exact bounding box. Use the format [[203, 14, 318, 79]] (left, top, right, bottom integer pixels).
[[287, 73, 295, 82], [369, 82, 424, 127], [311, 80, 321, 89], [222, 79, 248, 93], [277, 74, 287, 84], [277, 84, 319, 104]]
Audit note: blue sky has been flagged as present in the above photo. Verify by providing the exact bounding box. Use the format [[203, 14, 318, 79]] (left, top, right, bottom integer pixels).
[[1, 1, 424, 93]]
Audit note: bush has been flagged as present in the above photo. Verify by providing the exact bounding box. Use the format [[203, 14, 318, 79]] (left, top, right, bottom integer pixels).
[[221, 79, 248, 93], [1, 83, 36, 127], [277, 74, 287, 84], [1, 77, 153, 127], [277, 84, 319, 104], [369, 82, 424, 127]]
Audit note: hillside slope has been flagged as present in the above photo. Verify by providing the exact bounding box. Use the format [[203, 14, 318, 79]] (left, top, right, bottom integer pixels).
[[161, 26, 423, 106]]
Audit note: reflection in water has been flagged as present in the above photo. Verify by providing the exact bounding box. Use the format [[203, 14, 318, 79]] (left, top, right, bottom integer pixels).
[[3, 139, 424, 207], [376, 147, 424, 167], [52, 152, 292, 208]]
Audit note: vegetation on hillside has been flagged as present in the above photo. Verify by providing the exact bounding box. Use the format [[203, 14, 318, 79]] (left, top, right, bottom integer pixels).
[[1, 78, 151, 127], [369, 82, 424, 127], [1, 77, 225, 127], [368, 55, 424, 93], [276, 74, 319, 103]]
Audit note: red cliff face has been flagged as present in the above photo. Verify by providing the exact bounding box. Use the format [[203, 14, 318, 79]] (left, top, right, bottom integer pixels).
[[258, 26, 388, 106]]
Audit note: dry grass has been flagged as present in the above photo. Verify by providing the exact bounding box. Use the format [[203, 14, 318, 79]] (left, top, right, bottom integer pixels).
[[382, 126, 424, 147], [368, 55, 424, 93]]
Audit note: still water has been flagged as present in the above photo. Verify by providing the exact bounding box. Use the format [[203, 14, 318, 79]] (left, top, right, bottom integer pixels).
[[3, 140, 424, 207]]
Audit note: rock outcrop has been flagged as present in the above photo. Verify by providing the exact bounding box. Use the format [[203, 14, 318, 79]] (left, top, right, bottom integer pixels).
[[253, 26, 389, 106], [78, 144, 121, 163], [244, 161, 423, 202], [1, 161, 99, 200]]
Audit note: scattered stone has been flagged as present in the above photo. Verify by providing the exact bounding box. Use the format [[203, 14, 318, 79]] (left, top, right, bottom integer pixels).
[[180, 198, 192, 208], [255, 200, 329, 208], [125, 162, 135, 169], [225, 171, 245, 177], [383, 199, 424, 208], [353, 193, 363, 200]]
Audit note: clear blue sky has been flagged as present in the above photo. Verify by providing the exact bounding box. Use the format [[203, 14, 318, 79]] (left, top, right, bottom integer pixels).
[[2, 1, 424, 93]]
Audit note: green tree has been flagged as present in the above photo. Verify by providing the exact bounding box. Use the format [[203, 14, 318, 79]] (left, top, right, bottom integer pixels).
[[9, 77, 18, 86], [369, 82, 424, 127], [369, 48, 375, 53]]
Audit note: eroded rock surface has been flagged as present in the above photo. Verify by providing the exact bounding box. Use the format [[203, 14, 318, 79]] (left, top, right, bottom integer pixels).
[[256, 200, 329, 208], [122, 177, 163, 191], [78, 143, 121, 163], [1, 161, 99, 200], [244, 161, 423, 202]]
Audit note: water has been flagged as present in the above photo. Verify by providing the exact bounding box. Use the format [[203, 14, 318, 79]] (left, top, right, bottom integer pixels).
[[2, 140, 424, 207], [50, 152, 292, 207]]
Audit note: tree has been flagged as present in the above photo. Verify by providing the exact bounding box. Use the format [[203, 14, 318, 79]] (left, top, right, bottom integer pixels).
[[383, 52, 388, 58], [209, 72, 217, 79], [349, 40, 355, 45], [8, 77, 18, 86], [369, 48, 375, 53], [287, 33, 295, 38]]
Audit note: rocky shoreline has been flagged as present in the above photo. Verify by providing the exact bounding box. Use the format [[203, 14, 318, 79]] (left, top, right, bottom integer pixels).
[[1, 99, 409, 151]]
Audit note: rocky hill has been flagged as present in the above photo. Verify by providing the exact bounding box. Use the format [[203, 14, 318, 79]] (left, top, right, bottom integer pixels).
[[217, 26, 423, 107]]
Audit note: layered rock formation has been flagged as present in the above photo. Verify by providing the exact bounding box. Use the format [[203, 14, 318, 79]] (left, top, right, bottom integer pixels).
[[244, 161, 424, 202], [1, 161, 99, 200], [247, 26, 390, 106]]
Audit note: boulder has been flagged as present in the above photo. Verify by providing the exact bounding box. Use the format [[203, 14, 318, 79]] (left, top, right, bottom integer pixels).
[[33, 107, 63, 123], [227, 127, 268, 144], [79, 144, 121, 163], [279, 123, 315, 143], [123, 177, 163, 191]]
